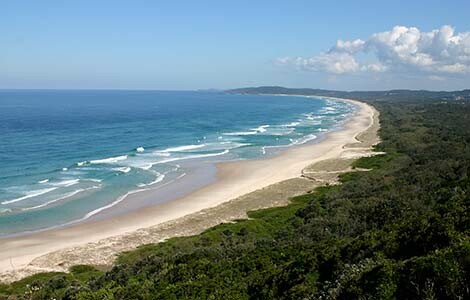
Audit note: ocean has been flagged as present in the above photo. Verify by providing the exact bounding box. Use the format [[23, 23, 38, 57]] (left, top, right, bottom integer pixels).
[[0, 90, 355, 236]]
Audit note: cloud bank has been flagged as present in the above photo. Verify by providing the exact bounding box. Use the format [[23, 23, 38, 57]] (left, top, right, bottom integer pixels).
[[277, 25, 470, 77]]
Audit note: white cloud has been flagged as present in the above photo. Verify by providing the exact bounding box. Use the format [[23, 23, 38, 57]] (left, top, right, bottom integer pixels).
[[361, 63, 387, 72], [277, 25, 470, 76], [332, 39, 366, 53], [279, 53, 360, 74]]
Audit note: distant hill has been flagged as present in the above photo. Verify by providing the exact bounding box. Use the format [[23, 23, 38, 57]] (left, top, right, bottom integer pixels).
[[226, 86, 470, 102]]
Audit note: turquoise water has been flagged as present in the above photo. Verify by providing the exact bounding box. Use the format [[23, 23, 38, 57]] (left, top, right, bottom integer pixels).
[[0, 90, 355, 236]]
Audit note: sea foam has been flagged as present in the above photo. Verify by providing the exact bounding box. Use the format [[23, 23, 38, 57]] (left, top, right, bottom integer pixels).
[[137, 173, 165, 187], [154, 149, 230, 165], [1, 187, 57, 205], [21, 185, 101, 211], [0, 208, 12, 214], [291, 134, 318, 145], [113, 167, 131, 173], [284, 122, 300, 127], [50, 179, 80, 187], [224, 124, 270, 136], [160, 144, 206, 152], [90, 155, 128, 164], [78, 173, 187, 222]]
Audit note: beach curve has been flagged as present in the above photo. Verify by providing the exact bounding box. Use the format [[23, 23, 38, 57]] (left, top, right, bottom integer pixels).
[[0, 98, 379, 282]]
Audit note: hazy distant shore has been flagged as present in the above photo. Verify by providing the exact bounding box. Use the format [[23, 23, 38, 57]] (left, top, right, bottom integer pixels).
[[0, 97, 379, 282]]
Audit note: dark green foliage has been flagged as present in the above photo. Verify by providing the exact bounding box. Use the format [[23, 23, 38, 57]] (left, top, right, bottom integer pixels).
[[2, 96, 469, 299], [0, 266, 102, 299]]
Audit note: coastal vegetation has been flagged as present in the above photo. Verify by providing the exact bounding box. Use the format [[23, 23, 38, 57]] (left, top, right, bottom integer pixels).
[[1, 92, 469, 299]]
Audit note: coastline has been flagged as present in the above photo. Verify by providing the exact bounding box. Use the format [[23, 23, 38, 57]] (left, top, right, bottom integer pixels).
[[0, 98, 379, 282]]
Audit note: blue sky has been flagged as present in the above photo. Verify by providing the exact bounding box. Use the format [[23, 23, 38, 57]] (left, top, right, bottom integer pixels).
[[1, 1, 470, 90]]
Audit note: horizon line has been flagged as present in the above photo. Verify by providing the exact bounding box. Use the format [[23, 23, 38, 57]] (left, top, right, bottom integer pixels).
[[0, 86, 469, 93]]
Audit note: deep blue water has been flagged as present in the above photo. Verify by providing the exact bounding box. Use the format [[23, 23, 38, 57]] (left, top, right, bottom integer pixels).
[[0, 90, 354, 236]]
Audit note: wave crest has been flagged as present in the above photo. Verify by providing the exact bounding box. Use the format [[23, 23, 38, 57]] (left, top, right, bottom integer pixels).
[[1, 187, 57, 205], [90, 155, 128, 164]]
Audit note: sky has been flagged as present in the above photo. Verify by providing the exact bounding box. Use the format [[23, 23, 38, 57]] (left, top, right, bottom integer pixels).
[[1, 0, 470, 91]]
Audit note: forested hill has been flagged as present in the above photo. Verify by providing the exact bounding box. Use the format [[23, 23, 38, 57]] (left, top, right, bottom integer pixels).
[[1, 94, 469, 299], [227, 86, 470, 102]]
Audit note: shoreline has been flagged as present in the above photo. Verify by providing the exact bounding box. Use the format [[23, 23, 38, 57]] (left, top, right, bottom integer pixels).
[[0, 95, 343, 238], [0, 97, 379, 282], [0, 93, 349, 238]]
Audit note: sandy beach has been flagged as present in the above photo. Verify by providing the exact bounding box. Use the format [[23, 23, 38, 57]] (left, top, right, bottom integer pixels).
[[0, 98, 380, 282]]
